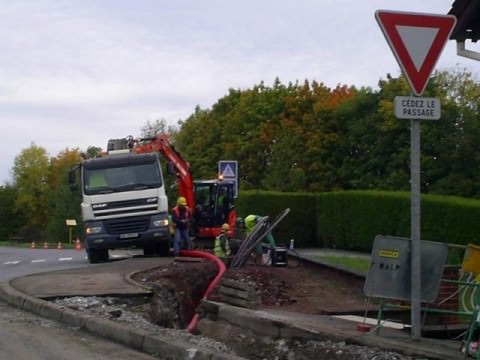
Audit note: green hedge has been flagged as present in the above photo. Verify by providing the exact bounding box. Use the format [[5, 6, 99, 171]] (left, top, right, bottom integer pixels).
[[235, 190, 316, 247], [236, 190, 480, 252]]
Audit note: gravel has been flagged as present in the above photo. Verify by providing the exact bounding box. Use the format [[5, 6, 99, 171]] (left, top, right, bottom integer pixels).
[[52, 296, 426, 360]]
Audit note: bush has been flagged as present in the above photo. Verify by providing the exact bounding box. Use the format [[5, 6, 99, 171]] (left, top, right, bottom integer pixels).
[[236, 190, 480, 252]]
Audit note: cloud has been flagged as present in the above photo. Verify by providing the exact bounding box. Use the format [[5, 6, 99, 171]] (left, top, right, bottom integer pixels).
[[0, 0, 475, 184]]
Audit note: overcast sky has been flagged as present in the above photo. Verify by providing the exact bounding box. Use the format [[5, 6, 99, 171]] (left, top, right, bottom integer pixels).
[[1, 0, 478, 185]]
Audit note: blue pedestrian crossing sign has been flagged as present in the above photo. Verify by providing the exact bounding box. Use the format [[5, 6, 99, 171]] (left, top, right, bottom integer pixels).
[[219, 160, 237, 179], [219, 160, 238, 198]]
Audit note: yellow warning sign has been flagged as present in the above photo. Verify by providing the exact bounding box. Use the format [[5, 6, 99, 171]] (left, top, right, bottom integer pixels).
[[462, 243, 480, 274], [379, 249, 399, 258]]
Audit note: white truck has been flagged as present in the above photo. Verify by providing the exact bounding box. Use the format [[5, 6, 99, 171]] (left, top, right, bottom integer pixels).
[[69, 138, 171, 263]]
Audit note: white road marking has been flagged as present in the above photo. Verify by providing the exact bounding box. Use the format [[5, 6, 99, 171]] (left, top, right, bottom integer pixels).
[[58, 257, 73, 261], [31, 259, 46, 263], [3, 261, 20, 265]]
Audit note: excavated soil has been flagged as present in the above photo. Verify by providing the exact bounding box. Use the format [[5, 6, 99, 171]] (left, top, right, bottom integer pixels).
[[132, 256, 372, 329], [216, 262, 370, 314]]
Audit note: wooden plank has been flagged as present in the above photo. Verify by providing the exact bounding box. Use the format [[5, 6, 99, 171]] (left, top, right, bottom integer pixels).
[[219, 285, 257, 300], [221, 296, 259, 309], [221, 278, 254, 291]]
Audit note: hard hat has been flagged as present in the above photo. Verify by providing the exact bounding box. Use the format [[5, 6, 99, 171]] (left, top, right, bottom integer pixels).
[[244, 215, 257, 230], [222, 223, 230, 231], [177, 196, 187, 206]]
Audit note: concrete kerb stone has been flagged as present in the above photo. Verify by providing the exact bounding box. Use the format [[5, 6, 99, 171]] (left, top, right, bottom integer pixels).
[[142, 336, 247, 360], [0, 280, 245, 360], [124, 270, 153, 292], [22, 296, 63, 321], [0, 281, 91, 328], [0, 281, 26, 308], [352, 334, 453, 360], [84, 316, 146, 351], [209, 301, 457, 360], [142, 336, 190, 359], [60, 308, 92, 328], [216, 303, 280, 337]]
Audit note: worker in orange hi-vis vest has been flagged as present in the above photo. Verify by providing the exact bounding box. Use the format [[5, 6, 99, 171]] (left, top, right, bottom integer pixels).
[[171, 196, 192, 256]]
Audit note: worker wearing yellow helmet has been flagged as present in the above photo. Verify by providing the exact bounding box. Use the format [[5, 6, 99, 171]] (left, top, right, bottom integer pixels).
[[244, 214, 276, 254], [214, 223, 231, 262], [172, 196, 192, 256]]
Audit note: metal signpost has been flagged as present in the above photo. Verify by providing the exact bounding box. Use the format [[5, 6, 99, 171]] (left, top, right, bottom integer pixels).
[[375, 10, 456, 340], [65, 219, 77, 244]]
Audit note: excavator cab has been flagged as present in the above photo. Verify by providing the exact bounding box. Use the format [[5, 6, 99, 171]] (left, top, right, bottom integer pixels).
[[193, 180, 236, 238]]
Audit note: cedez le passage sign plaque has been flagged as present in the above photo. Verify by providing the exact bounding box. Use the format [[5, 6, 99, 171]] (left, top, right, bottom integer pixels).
[[394, 96, 441, 120]]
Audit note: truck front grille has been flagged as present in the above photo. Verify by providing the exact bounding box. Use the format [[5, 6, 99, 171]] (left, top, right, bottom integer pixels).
[[91, 197, 158, 218], [104, 216, 150, 234]]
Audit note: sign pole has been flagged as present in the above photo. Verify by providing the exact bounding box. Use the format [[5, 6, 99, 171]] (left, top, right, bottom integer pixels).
[[410, 113, 422, 340], [375, 9, 456, 340]]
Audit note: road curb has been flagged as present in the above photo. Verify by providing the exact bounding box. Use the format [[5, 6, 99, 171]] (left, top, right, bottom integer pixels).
[[0, 280, 25, 308], [0, 280, 247, 359], [199, 301, 462, 360], [124, 270, 153, 292]]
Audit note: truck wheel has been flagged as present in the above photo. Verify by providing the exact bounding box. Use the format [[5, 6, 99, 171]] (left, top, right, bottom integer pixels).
[[87, 248, 109, 263], [143, 244, 155, 257], [155, 241, 171, 257]]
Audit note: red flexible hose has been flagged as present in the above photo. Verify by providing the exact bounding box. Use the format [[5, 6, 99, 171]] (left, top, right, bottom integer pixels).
[[180, 250, 226, 333]]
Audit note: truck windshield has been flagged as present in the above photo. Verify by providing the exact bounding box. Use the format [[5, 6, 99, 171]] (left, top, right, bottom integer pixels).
[[84, 160, 162, 195]]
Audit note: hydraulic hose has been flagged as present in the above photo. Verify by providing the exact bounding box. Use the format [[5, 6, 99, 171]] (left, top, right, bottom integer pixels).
[[180, 249, 226, 333]]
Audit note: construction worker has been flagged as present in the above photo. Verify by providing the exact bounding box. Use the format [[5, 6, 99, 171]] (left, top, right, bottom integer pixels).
[[172, 196, 192, 256], [214, 223, 231, 262], [244, 214, 276, 257]]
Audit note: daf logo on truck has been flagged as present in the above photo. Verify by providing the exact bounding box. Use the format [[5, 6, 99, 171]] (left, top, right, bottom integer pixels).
[[92, 203, 108, 209]]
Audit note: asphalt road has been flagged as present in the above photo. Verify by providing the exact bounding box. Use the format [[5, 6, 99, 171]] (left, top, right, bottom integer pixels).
[[0, 300, 157, 360], [0, 247, 88, 281], [0, 246, 160, 360]]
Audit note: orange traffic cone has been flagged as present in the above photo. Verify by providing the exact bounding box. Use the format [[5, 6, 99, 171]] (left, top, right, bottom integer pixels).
[[75, 238, 82, 251], [43, 242, 49, 249], [57, 242, 63, 250], [31, 241, 36, 249]]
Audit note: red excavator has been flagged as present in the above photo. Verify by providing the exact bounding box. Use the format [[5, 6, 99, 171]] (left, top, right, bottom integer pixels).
[[109, 134, 237, 240]]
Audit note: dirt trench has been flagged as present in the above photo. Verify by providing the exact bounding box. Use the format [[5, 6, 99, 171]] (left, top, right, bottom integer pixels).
[[132, 260, 217, 328], [132, 256, 370, 329]]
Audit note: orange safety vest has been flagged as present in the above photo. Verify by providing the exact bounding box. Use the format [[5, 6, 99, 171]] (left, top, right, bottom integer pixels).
[[172, 205, 191, 219]]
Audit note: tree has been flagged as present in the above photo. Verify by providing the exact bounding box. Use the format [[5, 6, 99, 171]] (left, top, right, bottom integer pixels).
[[46, 148, 83, 242], [0, 184, 25, 240], [422, 68, 480, 197], [85, 146, 102, 159], [171, 71, 480, 198], [13, 143, 50, 231], [141, 119, 176, 138]]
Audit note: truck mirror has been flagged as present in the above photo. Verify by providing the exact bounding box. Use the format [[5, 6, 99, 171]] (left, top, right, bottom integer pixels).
[[68, 165, 80, 189], [68, 169, 76, 184]]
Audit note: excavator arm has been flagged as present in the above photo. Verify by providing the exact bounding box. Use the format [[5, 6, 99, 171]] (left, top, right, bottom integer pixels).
[[131, 134, 196, 210], [109, 134, 237, 240]]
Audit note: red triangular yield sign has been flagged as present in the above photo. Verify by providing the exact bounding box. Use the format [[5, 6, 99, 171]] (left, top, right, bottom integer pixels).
[[375, 10, 456, 96]]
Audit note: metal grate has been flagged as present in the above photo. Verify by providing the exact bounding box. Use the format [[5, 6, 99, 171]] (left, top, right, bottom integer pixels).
[[104, 216, 150, 234]]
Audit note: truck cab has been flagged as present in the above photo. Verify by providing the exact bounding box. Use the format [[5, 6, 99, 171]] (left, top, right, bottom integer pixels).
[[70, 150, 170, 263]]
